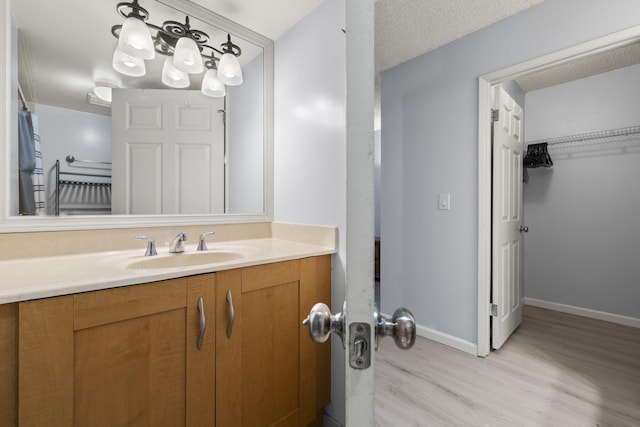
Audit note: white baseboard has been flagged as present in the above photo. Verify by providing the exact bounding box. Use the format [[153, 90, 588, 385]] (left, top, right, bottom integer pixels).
[[415, 323, 478, 356], [524, 298, 640, 329], [379, 313, 478, 355]]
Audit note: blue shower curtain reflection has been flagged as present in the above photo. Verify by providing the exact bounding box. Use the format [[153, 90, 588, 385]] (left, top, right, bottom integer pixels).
[[18, 109, 36, 215]]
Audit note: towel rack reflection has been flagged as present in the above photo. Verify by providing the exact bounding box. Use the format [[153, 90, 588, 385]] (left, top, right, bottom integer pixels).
[[55, 160, 111, 216], [66, 155, 112, 166]]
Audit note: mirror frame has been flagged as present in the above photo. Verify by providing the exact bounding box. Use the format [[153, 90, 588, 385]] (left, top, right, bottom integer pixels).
[[0, 0, 274, 232]]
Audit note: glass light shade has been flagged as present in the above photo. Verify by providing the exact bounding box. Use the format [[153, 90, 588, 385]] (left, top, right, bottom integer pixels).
[[173, 37, 204, 74], [118, 17, 155, 60], [217, 53, 243, 86], [93, 86, 113, 103], [201, 69, 226, 98], [112, 48, 146, 77], [162, 56, 190, 88]]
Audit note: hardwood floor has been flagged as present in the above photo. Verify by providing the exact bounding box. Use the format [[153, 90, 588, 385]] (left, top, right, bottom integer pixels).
[[375, 305, 640, 426]]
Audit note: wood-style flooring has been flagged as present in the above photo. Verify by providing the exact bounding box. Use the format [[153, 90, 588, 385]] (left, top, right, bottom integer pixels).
[[375, 305, 640, 426]]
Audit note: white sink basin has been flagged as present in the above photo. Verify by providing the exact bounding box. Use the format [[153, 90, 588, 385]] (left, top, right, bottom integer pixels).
[[126, 250, 246, 270]]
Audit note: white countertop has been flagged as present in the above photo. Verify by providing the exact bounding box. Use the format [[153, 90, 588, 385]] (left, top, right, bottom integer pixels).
[[0, 238, 335, 304]]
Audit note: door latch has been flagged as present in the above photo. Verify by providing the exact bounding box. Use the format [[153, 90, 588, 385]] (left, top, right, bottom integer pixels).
[[349, 322, 371, 369]]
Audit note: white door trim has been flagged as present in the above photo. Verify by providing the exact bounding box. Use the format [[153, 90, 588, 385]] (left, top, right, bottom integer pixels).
[[476, 24, 640, 357]]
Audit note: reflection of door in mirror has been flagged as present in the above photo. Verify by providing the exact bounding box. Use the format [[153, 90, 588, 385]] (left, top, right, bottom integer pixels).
[[111, 89, 225, 215]]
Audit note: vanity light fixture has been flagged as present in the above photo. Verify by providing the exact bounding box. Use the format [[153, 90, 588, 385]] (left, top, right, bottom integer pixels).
[[117, 4, 155, 60], [217, 34, 243, 86], [201, 68, 226, 98], [111, 0, 243, 96], [161, 56, 190, 88], [112, 47, 146, 77], [172, 26, 204, 74]]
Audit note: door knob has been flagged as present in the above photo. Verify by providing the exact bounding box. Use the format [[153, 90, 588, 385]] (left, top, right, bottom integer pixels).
[[519, 225, 529, 233], [302, 303, 345, 346], [375, 308, 416, 350], [302, 303, 416, 350]]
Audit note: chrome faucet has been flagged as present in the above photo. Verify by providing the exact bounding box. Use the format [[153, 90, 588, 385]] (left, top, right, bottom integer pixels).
[[169, 232, 188, 253], [197, 231, 216, 251]]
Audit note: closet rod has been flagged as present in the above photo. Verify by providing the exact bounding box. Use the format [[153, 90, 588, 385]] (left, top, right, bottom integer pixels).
[[526, 125, 640, 147]]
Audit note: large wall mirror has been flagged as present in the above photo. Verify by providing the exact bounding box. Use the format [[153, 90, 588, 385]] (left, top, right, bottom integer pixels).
[[0, 0, 273, 232]]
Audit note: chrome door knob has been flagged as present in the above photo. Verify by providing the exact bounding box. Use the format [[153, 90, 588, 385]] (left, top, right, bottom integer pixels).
[[519, 225, 529, 233], [375, 308, 416, 350], [303, 303, 416, 353], [302, 303, 344, 346]]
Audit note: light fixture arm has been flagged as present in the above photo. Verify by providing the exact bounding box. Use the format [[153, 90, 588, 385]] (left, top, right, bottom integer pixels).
[[221, 34, 242, 57], [116, 0, 150, 21]]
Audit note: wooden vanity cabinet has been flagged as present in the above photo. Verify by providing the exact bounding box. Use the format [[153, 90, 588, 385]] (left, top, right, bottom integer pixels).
[[0, 303, 18, 426], [2, 255, 330, 427], [215, 256, 331, 427], [17, 274, 216, 427]]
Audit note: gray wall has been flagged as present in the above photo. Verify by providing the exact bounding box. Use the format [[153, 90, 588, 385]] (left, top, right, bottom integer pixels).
[[380, 0, 640, 345], [523, 63, 640, 318], [273, 0, 346, 424]]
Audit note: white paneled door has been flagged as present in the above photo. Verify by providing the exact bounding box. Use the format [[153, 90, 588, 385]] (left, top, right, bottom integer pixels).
[[111, 89, 225, 215], [491, 85, 524, 350]]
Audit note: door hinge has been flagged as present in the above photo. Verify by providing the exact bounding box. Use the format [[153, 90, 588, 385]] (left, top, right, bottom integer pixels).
[[490, 303, 498, 317], [491, 109, 499, 122]]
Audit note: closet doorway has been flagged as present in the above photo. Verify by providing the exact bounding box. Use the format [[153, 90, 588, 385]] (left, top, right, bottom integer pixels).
[[477, 25, 640, 356]]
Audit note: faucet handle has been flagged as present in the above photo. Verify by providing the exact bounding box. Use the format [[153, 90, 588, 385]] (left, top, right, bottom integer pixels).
[[197, 231, 216, 251], [134, 235, 157, 256]]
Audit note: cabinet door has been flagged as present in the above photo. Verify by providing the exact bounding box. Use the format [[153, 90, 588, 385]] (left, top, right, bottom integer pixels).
[[19, 295, 74, 426], [18, 276, 215, 427], [216, 261, 301, 427], [299, 256, 331, 426], [216, 257, 331, 427], [0, 303, 17, 426]]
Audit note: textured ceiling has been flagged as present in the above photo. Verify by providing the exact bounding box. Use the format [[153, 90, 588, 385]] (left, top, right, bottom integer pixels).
[[515, 42, 640, 92], [374, 0, 545, 72]]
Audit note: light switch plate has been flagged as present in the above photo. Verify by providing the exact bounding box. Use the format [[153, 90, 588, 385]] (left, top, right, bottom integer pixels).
[[438, 193, 451, 210]]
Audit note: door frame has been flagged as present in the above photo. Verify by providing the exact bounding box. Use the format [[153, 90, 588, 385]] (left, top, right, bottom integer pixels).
[[476, 25, 640, 357]]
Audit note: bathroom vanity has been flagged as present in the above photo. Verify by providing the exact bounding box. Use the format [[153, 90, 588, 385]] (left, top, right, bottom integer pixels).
[[0, 224, 335, 427]]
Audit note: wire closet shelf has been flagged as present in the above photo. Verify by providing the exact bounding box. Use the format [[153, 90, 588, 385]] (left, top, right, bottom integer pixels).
[[525, 125, 640, 148]]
